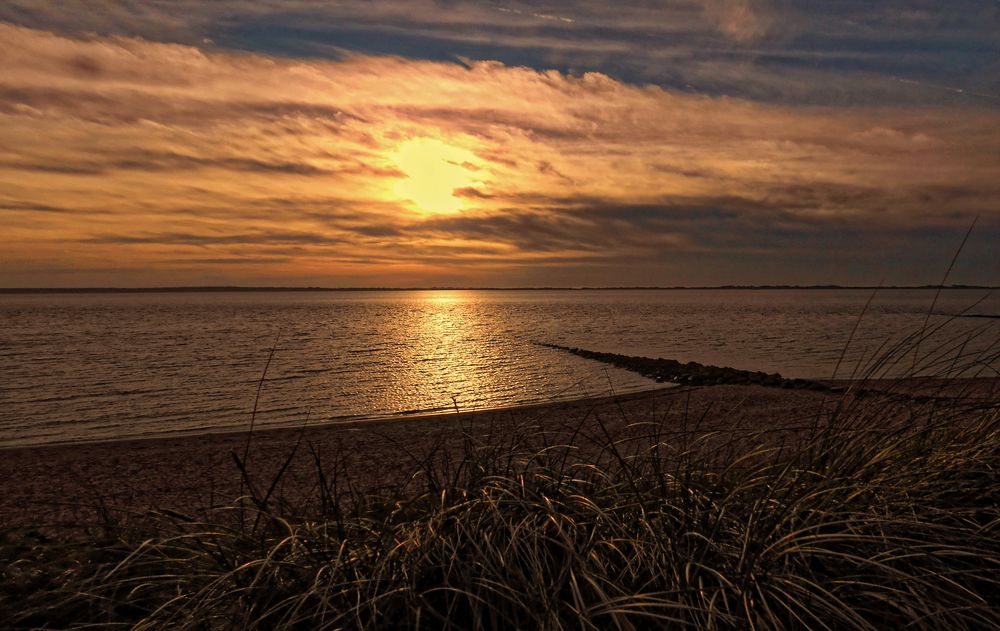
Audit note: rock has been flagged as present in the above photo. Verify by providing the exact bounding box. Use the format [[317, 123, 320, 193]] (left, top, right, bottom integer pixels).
[[537, 342, 831, 392]]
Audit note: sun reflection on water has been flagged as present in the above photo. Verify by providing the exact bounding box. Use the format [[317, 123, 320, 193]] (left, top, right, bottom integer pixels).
[[384, 291, 512, 414]]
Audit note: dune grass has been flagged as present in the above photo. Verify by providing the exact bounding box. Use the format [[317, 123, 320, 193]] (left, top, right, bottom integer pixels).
[[2, 374, 999, 630]]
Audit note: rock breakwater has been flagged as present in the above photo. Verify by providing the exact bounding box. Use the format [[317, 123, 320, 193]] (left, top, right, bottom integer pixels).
[[540, 343, 831, 390]]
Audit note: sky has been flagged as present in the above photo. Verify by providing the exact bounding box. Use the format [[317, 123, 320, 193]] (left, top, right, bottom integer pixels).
[[1, 1, 998, 287]]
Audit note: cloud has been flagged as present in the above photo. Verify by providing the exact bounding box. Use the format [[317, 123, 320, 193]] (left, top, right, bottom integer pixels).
[[2, 1, 998, 106], [702, 0, 776, 42], [0, 200, 73, 213], [82, 231, 347, 246], [0, 23, 998, 286]]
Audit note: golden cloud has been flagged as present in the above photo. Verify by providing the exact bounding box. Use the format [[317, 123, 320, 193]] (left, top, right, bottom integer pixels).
[[1, 23, 998, 286]]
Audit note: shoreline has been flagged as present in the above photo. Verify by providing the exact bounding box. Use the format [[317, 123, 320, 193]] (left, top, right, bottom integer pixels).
[[5, 374, 994, 452], [2, 379, 996, 532], [0, 384, 677, 451], [0, 385, 828, 530], [4, 373, 995, 452]]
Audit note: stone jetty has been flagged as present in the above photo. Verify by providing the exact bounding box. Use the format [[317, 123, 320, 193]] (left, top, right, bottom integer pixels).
[[539, 343, 831, 391]]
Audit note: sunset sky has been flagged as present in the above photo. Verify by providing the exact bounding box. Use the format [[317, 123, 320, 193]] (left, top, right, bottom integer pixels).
[[1, 2, 998, 287]]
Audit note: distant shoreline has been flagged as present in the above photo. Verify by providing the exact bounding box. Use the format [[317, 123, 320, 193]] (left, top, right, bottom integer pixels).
[[2, 285, 997, 294]]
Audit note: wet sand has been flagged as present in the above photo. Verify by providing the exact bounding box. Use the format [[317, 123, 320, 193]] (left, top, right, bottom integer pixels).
[[1, 380, 995, 532]]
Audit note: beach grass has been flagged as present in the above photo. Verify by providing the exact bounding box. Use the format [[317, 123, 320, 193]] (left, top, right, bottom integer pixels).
[[2, 374, 999, 630]]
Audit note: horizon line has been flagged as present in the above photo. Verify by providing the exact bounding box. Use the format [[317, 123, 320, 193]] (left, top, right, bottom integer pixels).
[[2, 284, 998, 294]]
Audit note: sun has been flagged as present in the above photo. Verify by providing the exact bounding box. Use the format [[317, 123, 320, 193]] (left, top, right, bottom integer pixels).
[[391, 138, 480, 215]]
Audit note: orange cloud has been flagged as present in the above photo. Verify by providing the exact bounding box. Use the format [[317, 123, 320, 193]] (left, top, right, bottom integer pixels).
[[1, 23, 998, 286]]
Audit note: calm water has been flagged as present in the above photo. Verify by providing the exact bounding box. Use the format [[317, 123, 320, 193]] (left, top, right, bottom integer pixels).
[[1, 289, 997, 447]]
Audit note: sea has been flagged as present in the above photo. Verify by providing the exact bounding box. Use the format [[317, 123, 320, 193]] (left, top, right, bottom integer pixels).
[[2, 288, 997, 447]]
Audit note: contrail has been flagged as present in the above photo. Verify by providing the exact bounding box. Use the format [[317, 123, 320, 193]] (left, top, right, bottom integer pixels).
[[495, 6, 576, 23], [893, 77, 1000, 101]]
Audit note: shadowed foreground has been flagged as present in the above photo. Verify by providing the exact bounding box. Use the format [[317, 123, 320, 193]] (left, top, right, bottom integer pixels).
[[2, 378, 999, 629]]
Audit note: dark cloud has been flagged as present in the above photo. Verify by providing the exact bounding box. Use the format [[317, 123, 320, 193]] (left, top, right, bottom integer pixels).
[[65, 54, 103, 77], [0, 200, 74, 213], [83, 231, 346, 246], [348, 225, 404, 238], [0, 85, 366, 127], [173, 257, 293, 265], [453, 187, 494, 199], [419, 211, 612, 253], [408, 194, 996, 268], [2, 1, 997, 105], [0, 157, 330, 176], [0, 161, 106, 175], [117, 154, 333, 176]]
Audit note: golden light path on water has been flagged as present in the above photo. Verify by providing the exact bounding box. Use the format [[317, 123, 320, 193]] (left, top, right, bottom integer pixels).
[[383, 291, 518, 414]]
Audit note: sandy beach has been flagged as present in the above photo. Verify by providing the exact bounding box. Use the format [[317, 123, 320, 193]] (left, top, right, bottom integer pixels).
[[4, 378, 995, 533], [0, 384, 855, 531]]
